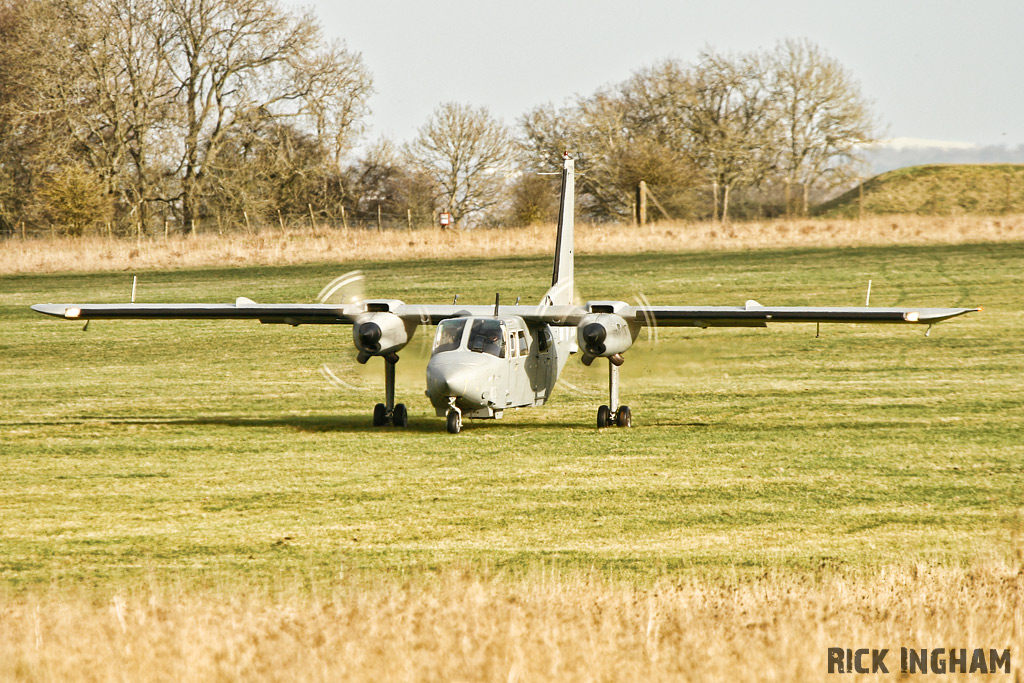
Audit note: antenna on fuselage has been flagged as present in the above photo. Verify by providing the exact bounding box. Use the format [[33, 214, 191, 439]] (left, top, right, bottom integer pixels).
[[453, 294, 459, 305], [494, 293, 500, 316]]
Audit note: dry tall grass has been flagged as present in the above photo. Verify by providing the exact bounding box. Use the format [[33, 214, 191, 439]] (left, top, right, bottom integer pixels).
[[3, 214, 1022, 275], [2, 564, 1020, 682]]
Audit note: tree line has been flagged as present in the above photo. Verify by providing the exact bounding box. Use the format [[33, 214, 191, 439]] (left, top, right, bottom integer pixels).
[[0, 0, 877, 236]]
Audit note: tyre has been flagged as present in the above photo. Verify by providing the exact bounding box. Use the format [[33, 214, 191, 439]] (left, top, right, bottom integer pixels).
[[616, 405, 632, 428], [446, 410, 461, 434], [393, 403, 408, 427], [597, 404, 610, 429], [372, 403, 387, 426]]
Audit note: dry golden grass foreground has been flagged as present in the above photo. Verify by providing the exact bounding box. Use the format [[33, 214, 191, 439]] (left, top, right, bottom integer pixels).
[[2, 565, 1020, 682], [3, 214, 1023, 275]]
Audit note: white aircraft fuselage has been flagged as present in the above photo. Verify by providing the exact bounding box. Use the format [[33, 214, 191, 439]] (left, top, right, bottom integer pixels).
[[425, 316, 575, 419]]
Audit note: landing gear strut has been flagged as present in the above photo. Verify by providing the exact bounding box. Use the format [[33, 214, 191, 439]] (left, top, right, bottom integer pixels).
[[597, 356, 631, 428], [372, 354, 408, 427]]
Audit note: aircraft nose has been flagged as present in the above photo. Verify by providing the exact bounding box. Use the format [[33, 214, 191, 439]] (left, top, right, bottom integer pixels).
[[426, 355, 492, 401], [428, 365, 474, 397]]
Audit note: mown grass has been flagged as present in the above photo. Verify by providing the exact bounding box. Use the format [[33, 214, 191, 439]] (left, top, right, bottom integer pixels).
[[2, 242, 1020, 594]]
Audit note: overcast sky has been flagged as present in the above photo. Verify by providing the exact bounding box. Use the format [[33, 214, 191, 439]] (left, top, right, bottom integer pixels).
[[303, 0, 1024, 149]]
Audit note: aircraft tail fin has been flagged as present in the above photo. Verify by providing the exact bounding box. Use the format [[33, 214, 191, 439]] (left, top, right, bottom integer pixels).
[[542, 154, 574, 306]]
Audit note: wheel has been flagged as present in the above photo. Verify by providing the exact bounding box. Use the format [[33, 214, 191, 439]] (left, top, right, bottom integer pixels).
[[372, 403, 387, 426], [446, 410, 461, 434], [597, 404, 610, 429], [393, 403, 408, 427], [616, 405, 632, 428]]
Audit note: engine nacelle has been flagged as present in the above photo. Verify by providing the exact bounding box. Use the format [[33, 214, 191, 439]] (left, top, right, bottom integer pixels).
[[577, 313, 636, 364], [353, 311, 412, 363]]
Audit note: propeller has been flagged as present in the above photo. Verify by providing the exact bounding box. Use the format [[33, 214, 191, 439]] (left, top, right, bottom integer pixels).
[[317, 271, 370, 391]]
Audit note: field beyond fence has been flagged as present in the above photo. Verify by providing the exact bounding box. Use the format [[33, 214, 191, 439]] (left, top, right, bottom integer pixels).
[[2, 214, 1022, 275]]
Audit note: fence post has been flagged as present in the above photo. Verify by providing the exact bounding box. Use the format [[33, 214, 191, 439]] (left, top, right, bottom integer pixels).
[[377, 205, 382, 232], [636, 181, 647, 225], [307, 203, 316, 232]]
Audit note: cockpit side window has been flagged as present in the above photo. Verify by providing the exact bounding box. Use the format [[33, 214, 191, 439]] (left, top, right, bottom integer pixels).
[[433, 318, 467, 354], [517, 330, 529, 356], [467, 319, 505, 358]]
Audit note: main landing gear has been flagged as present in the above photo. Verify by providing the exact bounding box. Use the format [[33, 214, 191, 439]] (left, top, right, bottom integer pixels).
[[596, 355, 631, 429], [371, 354, 408, 427]]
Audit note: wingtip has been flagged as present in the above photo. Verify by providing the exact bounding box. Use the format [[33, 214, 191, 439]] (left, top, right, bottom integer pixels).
[[31, 304, 68, 317]]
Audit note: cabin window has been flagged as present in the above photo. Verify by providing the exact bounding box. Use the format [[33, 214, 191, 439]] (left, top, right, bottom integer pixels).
[[517, 331, 529, 356], [467, 319, 505, 358], [433, 318, 467, 354]]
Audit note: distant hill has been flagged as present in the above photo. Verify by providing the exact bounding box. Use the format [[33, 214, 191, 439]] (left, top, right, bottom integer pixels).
[[863, 142, 1024, 175], [815, 164, 1024, 218]]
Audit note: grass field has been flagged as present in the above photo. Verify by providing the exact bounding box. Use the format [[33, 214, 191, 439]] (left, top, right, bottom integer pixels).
[[2, 241, 1022, 679], [2, 213, 1022, 275], [819, 164, 1024, 218]]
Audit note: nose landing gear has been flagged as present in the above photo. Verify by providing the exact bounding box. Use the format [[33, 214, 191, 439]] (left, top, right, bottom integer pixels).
[[445, 399, 462, 434]]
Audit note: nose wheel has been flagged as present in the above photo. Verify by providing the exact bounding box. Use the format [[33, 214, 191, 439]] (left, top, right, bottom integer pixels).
[[597, 359, 632, 428], [446, 408, 462, 434], [371, 355, 408, 427]]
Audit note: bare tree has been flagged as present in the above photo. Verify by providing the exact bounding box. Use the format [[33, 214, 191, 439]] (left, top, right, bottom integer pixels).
[[340, 138, 434, 227], [768, 38, 878, 215], [0, 0, 372, 234], [406, 102, 516, 226], [685, 49, 779, 221], [204, 112, 328, 222], [52, 0, 176, 231], [161, 0, 371, 232], [0, 0, 38, 234], [520, 66, 702, 222]]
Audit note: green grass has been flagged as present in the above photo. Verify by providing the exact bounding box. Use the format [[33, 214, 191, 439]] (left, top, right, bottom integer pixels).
[[1, 242, 1021, 592], [816, 163, 1024, 217]]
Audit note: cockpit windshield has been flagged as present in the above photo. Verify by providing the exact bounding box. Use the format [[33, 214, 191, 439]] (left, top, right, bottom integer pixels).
[[432, 318, 467, 354], [467, 319, 505, 358]]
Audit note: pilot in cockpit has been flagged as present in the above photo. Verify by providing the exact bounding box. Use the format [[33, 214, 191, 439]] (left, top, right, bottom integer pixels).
[[438, 324, 461, 348], [482, 327, 502, 356]]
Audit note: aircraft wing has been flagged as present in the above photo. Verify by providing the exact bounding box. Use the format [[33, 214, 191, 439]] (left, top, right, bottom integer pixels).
[[32, 301, 977, 328], [625, 305, 979, 328], [30, 301, 354, 325]]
